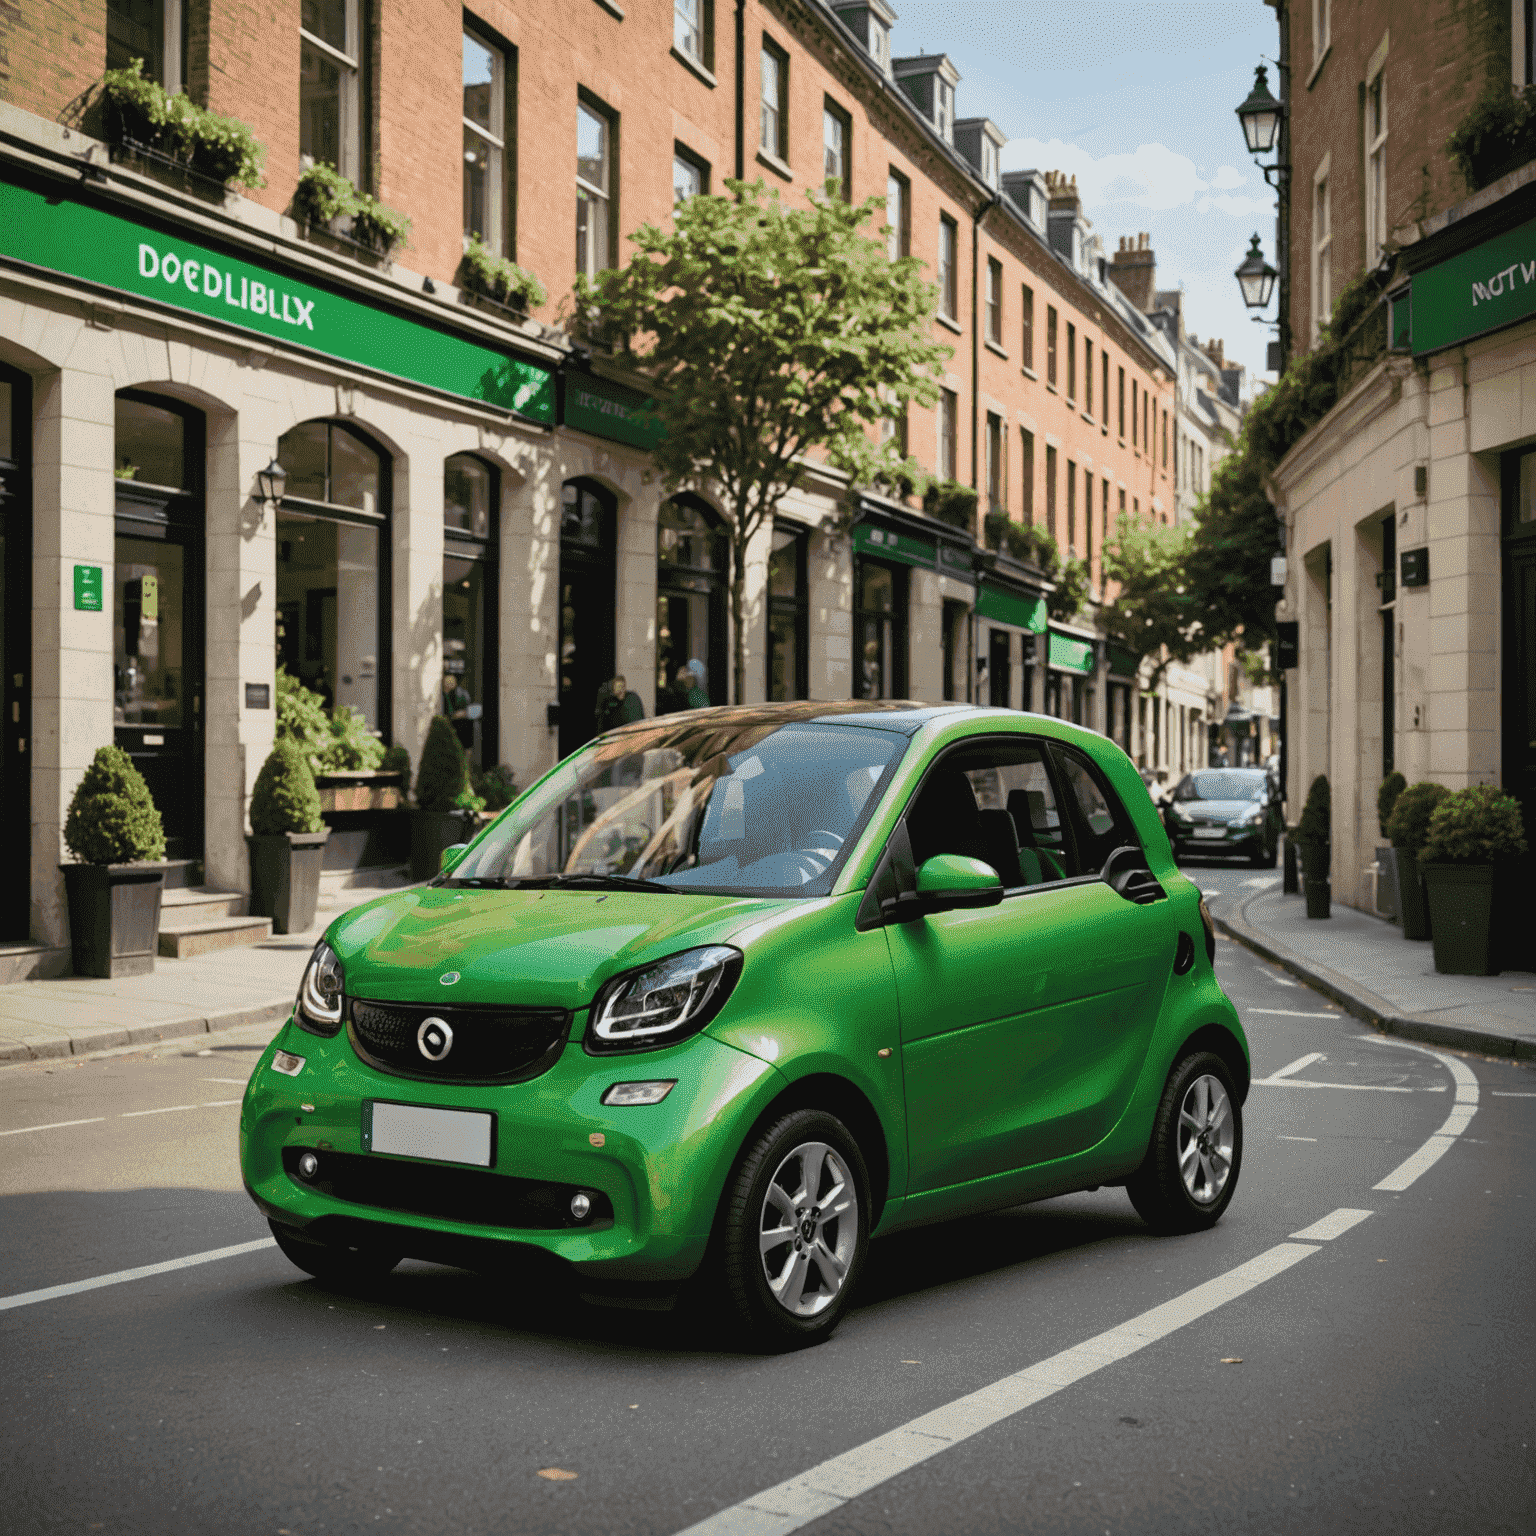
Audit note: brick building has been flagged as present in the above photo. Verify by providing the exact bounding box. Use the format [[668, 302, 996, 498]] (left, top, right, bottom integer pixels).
[[0, 0, 1179, 973]]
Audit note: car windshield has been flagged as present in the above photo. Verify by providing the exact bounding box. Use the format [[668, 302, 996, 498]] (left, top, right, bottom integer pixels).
[[1174, 770, 1269, 803], [443, 715, 908, 897]]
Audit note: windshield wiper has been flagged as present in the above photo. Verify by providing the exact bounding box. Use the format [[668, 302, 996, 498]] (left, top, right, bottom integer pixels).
[[530, 873, 679, 893], [435, 875, 525, 889]]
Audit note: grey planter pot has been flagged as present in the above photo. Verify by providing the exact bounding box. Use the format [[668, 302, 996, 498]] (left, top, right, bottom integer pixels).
[[1304, 878, 1331, 918], [1423, 862, 1497, 975], [411, 809, 475, 881], [1375, 846, 1398, 918], [1394, 848, 1432, 940], [61, 861, 165, 978], [248, 828, 331, 935]]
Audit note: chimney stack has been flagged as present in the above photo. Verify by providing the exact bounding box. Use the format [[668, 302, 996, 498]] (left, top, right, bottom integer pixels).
[[1043, 171, 1082, 265], [1204, 337, 1226, 369], [1108, 231, 1156, 313]]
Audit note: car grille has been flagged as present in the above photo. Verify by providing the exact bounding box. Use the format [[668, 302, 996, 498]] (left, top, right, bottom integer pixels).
[[348, 998, 570, 1084], [281, 1147, 611, 1230]]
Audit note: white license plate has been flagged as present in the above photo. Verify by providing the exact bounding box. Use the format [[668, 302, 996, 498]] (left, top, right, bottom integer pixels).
[[367, 1101, 493, 1166], [1194, 827, 1228, 839]]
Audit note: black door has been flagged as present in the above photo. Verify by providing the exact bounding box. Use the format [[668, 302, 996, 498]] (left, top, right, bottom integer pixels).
[[558, 480, 616, 761], [0, 366, 31, 938], [657, 495, 727, 710], [113, 392, 204, 864], [1504, 449, 1536, 865]]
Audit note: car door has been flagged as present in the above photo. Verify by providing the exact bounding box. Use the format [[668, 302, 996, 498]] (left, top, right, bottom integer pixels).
[[885, 735, 1176, 1196]]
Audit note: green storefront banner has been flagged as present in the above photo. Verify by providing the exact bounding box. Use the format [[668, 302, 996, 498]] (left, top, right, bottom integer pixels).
[[1048, 630, 1096, 675], [1107, 643, 1139, 677], [854, 522, 937, 570], [0, 176, 555, 421], [975, 581, 1045, 632], [563, 369, 662, 449], [1411, 212, 1536, 356]]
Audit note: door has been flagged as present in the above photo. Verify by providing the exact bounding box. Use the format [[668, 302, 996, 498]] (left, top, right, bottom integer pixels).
[[1503, 449, 1536, 872], [0, 366, 31, 938], [558, 480, 615, 762], [887, 736, 1173, 1194]]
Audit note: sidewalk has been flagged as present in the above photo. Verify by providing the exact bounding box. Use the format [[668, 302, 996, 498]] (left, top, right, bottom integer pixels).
[[1215, 877, 1536, 1061], [0, 869, 416, 1065]]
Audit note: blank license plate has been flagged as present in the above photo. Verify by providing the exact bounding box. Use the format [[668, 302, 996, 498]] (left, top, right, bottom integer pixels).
[[368, 1101, 493, 1166], [1194, 827, 1228, 839]]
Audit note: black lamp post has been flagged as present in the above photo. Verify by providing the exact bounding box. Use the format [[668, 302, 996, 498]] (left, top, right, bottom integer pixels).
[[1235, 234, 1278, 311], [256, 457, 287, 506], [1233, 51, 1291, 372], [1235, 64, 1283, 156]]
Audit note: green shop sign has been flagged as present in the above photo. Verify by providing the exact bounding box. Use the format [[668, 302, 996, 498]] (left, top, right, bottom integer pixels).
[[563, 370, 662, 449], [0, 176, 555, 421], [853, 522, 937, 571], [1411, 212, 1536, 356], [1047, 630, 1096, 675], [975, 581, 1045, 632]]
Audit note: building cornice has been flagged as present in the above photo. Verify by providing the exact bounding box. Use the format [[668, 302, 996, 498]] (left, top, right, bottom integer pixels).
[[1268, 355, 1408, 495]]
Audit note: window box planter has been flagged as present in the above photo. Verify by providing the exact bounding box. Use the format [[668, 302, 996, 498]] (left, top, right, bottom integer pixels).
[[458, 288, 529, 326], [1422, 863, 1499, 975], [61, 862, 166, 978], [315, 770, 404, 813], [410, 809, 476, 881], [247, 828, 331, 937], [299, 219, 392, 270], [109, 136, 232, 202]]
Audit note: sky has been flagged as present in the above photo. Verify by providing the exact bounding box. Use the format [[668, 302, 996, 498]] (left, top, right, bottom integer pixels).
[[881, 0, 1281, 385]]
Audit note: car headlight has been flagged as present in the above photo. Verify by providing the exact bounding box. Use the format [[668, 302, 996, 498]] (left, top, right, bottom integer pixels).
[[295, 941, 345, 1036], [1235, 806, 1263, 826], [585, 945, 743, 1054]]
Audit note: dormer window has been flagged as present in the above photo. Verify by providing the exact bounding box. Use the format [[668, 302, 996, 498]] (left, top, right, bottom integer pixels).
[[981, 137, 998, 189], [936, 79, 954, 141], [870, 21, 890, 73]]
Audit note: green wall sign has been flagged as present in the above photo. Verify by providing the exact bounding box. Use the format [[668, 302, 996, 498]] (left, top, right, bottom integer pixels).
[[853, 522, 938, 571], [1411, 212, 1536, 356], [0, 176, 555, 421], [563, 370, 661, 449], [975, 581, 1045, 632], [73, 564, 103, 611], [1047, 630, 1095, 675]]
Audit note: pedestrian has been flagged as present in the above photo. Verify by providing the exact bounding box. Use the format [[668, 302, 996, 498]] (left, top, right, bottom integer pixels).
[[682, 658, 709, 709], [594, 673, 645, 733]]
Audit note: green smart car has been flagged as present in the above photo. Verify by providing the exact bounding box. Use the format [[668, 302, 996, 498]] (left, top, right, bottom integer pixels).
[[241, 702, 1247, 1348]]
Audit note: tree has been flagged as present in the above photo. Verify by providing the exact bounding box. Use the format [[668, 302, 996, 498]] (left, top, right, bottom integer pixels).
[[1099, 515, 1199, 683], [579, 179, 951, 703]]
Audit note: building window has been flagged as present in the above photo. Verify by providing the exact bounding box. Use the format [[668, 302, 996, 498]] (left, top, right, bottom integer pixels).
[[1066, 458, 1076, 552], [1102, 476, 1111, 552], [1046, 305, 1058, 385], [1021, 284, 1035, 370], [1312, 163, 1332, 342], [935, 77, 954, 142], [1365, 66, 1388, 267], [941, 598, 967, 702], [766, 524, 809, 701], [675, 0, 713, 65], [300, 0, 362, 180], [823, 101, 851, 198], [760, 39, 787, 159], [986, 412, 1003, 509], [1084, 466, 1093, 567], [107, 0, 183, 92], [1162, 409, 1169, 467], [985, 257, 1002, 344], [576, 98, 614, 279], [886, 170, 910, 258], [869, 18, 891, 75], [1021, 428, 1035, 525], [854, 559, 907, 699], [443, 454, 498, 768], [1066, 322, 1076, 401], [1045, 443, 1057, 537], [674, 147, 707, 203], [938, 216, 958, 319], [880, 404, 908, 459], [1102, 351, 1110, 425], [463, 23, 508, 251], [1084, 338, 1093, 414], [1145, 392, 1151, 455], [1131, 378, 1138, 447], [937, 388, 958, 481], [1117, 367, 1126, 438]]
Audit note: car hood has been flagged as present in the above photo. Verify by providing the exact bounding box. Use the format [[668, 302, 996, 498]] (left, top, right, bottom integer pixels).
[[1171, 799, 1262, 820], [326, 886, 796, 1012]]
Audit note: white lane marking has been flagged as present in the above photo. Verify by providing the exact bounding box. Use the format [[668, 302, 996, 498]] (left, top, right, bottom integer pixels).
[[1248, 1009, 1340, 1018], [1492, 1091, 1536, 1097], [203, 1078, 250, 1086], [671, 1243, 1320, 1536], [0, 1238, 277, 1313], [0, 1117, 108, 1138], [120, 1104, 200, 1117], [1277, 1135, 1318, 1142], [1291, 1208, 1373, 1241], [200, 1099, 242, 1108], [1269, 1052, 1325, 1081], [1370, 1041, 1480, 1193], [1242, 876, 1280, 888], [1252, 1079, 1413, 1092]]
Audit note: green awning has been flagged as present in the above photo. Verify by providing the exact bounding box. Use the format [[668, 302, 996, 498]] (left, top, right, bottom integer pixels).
[[1107, 644, 1139, 678], [853, 522, 937, 571], [976, 581, 1046, 632], [1048, 630, 1096, 675], [563, 369, 662, 448]]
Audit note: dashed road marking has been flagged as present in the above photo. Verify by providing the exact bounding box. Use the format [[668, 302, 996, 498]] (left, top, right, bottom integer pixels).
[[1291, 1208, 1373, 1241], [0, 1117, 107, 1138], [0, 1238, 278, 1313]]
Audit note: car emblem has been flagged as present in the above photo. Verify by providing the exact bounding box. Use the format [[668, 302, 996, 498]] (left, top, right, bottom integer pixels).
[[439, 971, 460, 986], [417, 1017, 454, 1062]]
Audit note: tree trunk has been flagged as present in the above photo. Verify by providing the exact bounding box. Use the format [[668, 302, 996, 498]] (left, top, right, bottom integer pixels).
[[731, 531, 747, 706]]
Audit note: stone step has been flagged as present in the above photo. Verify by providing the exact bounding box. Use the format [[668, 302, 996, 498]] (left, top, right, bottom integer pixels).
[[157, 915, 272, 959], [159, 887, 249, 929]]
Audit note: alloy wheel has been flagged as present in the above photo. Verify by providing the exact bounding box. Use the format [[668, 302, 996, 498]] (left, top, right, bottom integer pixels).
[[757, 1140, 858, 1318], [1177, 1074, 1234, 1205]]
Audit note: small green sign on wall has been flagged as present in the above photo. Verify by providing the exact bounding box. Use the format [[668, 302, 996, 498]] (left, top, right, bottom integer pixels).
[[74, 564, 103, 611]]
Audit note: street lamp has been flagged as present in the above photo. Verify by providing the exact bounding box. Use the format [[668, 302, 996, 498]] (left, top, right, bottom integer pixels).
[[1235, 234, 1278, 311], [255, 457, 287, 505], [1235, 64, 1283, 156]]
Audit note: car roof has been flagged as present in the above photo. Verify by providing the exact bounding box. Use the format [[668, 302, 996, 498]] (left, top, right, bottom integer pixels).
[[604, 700, 979, 738]]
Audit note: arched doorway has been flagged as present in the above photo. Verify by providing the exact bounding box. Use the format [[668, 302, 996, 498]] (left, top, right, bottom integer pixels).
[[113, 390, 206, 863], [557, 478, 616, 761], [443, 453, 498, 768], [0, 364, 32, 937], [656, 494, 726, 711]]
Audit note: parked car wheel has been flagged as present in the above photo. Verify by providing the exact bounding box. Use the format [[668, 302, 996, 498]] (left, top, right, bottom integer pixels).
[[269, 1220, 402, 1286], [1262, 838, 1279, 869], [1127, 1052, 1242, 1234], [720, 1110, 869, 1350]]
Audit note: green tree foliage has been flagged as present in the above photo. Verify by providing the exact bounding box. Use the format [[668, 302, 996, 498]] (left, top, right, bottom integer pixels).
[[414, 715, 484, 814], [580, 178, 952, 702], [249, 739, 324, 836], [325, 705, 386, 771], [1421, 784, 1528, 864], [1099, 515, 1197, 682], [1376, 771, 1407, 838], [63, 744, 166, 864], [275, 667, 332, 774], [1386, 781, 1452, 857]]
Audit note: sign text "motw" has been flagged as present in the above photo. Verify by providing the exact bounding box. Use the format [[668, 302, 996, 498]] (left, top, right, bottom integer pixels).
[[137, 244, 315, 330], [1471, 259, 1536, 306]]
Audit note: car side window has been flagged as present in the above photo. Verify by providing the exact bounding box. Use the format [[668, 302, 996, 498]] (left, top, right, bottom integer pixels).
[[1053, 745, 1138, 875]]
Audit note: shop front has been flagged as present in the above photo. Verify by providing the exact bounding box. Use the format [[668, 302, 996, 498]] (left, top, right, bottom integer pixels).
[[975, 574, 1047, 712], [1045, 627, 1097, 725]]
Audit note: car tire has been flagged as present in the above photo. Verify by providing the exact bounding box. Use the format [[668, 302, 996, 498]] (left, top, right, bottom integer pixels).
[[719, 1109, 870, 1351], [269, 1220, 402, 1286], [1262, 838, 1279, 868], [1126, 1051, 1242, 1235]]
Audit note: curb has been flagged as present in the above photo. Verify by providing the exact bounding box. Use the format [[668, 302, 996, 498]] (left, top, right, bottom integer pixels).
[[1213, 911, 1536, 1062], [0, 999, 291, 1065]]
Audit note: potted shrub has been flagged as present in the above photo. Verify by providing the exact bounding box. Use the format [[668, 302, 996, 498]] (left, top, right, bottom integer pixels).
[[1375, 771, 1407, 918], [1295, 774, 1331, 918], [459, 236, 547, 316], [1420, 785, 1528, 975], [411, 715, 484, 879], [247, 740, 330, 935], [1386, 781, 1451, 941], [60, 745, 168, 977]]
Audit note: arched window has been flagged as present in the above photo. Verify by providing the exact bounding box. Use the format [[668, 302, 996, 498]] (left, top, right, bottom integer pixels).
[[557, 478, 616, 760], [443, 453, 498, 767], [656, 494, 727, 711], [275, 420, 390, 737]]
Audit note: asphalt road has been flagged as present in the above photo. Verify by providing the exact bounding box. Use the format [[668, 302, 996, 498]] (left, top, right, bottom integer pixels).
[[2, 903, 1533, 1536]]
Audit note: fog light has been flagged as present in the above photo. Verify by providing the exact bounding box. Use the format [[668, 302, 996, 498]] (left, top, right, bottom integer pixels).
[[272, 1050, 305, 1077], [570, 1192, 592, 1220], [297, 1151, 319, 1180], [601, 1079, 677, 1107]]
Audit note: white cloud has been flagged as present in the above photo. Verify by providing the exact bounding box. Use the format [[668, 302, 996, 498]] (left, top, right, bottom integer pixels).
[[1208, 164, 1248, 191]]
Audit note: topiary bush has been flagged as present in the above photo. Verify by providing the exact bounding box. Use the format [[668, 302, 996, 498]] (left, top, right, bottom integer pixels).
[[1421, 784, 1528, 864], [63, 745, 166, 864], [472, 762, 519, 813], [380, 743, 412, 803], [414, 715, 484, 814], [249, 739, 323, 836], [1387, 781, 1452, 857], [1296, 775, 1330, 847], [1377, 771, 1407, 838], [324, 705, 386, 771]]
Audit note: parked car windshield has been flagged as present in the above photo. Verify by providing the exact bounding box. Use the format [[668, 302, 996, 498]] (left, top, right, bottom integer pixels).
[[442, 713, 908, 897], [1173, 769, 1269, 803]]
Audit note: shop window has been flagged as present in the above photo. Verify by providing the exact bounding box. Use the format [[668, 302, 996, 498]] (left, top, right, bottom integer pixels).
[[0, 368, 30, 938], [107, 0, 183, 92], [988, 628, 1011, 707], [854, 558, 906, 699], [443, 454, 498, 767], [657, 495, 727, 712], [766, 523, 809, 701], [114, 395, 186, 488], [300, 0, 362, 181], [276, 420, 389, 736], [577, 97, 615, 279], [463, 22, 511, 254]]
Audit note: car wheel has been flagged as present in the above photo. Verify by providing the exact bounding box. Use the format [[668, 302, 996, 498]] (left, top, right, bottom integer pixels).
[[269, 1220, 402, 1286], [720, 1110, 869, 1350], [1262, 838, 1279, 869], [1127, 1052, 1242, 1234]]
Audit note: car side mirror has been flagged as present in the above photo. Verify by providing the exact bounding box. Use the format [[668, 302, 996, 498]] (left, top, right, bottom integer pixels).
[[439, 842, 468, 872], [882, 854, 1003, 921]]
